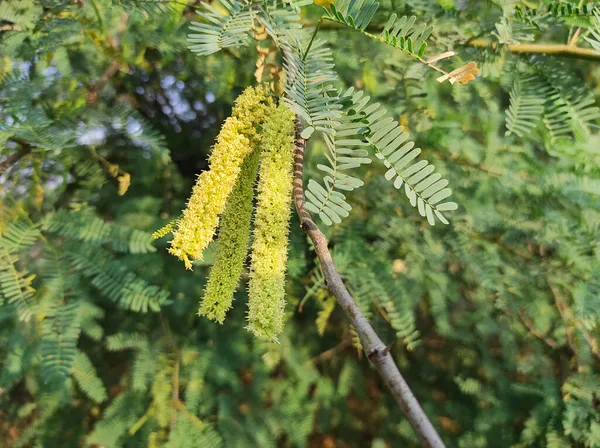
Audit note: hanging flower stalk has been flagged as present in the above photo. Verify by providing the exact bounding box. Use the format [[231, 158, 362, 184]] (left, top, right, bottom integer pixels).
[[247, 104, 295, 341], [160, 86, 295, 340], [199, 148, 261, 323], [168, 86, 273, 269]]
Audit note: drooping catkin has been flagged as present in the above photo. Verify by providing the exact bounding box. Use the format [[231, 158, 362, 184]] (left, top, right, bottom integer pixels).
[[247, 104, 295, 341], [167, 117, 250, 268], [199, 148, 261, 323], [168, 86, 272, 269]]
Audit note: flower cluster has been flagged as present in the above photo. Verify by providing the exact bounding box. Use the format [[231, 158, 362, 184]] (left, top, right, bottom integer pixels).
[[165, 86, 295, 340], [199, 149, 261, 323], [168, 86, 272, 269], [247, 104, 295, 340]]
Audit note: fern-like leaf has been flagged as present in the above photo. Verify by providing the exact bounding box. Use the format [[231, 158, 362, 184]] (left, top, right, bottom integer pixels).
[[64, 245, 169, 312], [322, 0, 478, 84], [282, 38, 342, 139], [305, 88, 373, 225], [0, 0, 42, 30], [71, 350, 108, 403], [258, 0, 312, 45], [0, 221, 39, 320], [43, 210, 156, 254], [112, 0, 184, 14], [380, 13, 433, 56], [0, 112, 75, 151], [106, 332, 149, 351], [363, 98, 457, 225], [106, 332, 153, 391], [325, 0, 431, 56], [167, 420, 224, 448], [188, 0, 254, 56], [584, 9, 600, 52], [505, 75, 545, 137], [41, 300, 80, 381], [306, 86, 457, 225], [0, 250, 36, 321], [547, 2, 600, 18], [79, 301, 105, 341], [532, 60, 600, 140]]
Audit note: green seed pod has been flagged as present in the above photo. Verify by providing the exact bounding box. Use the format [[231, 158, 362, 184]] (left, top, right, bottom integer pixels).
[[168, 86, 272, 269], [199, 148, 261, 323], [247, 104, 295, 341]]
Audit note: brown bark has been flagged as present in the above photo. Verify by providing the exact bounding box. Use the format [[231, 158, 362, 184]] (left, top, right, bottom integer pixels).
[[292, 117, 445, 448]]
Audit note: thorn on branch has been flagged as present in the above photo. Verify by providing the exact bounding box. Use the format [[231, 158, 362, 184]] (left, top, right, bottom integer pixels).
[[367, 348, 380, 362]]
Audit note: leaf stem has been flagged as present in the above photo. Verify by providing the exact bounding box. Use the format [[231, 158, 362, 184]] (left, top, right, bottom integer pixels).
[[303, 18, 323, 61]]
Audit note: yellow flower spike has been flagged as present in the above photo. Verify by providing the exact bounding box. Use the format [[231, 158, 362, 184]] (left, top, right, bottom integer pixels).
[[247, 104, 295, 341], [231, 84, 273, 138], [200, 148, 261, 323], [168, 86, 271, 268], [168, 117, 251, 268]]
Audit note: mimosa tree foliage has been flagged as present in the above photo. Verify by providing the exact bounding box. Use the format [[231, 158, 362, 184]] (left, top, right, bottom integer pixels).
[[1, 0, 599, 447]]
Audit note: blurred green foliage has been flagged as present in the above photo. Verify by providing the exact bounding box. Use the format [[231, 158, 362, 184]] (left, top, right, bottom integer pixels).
[[1, 0, 599, 447]]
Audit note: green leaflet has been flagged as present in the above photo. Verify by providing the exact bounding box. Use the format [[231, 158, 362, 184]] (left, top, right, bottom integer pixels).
[[0, 221, 40, 321]]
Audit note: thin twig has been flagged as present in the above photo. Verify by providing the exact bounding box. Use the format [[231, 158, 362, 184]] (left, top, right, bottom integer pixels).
[[569, 28, 581, 46], [301, 19, 600, 62], [0, 142, 32, 176], [303, 18, 323, 61], [171, 359, 180, 428], [309, 335, 352, 364], [87, 13, 129, 105], [301, 19, 384, 32], [548, 279, 600, 361], [467, 39, 600, 62], [517, 308, 559, 349], [292, 116, 445, 448], [0, 24, 22, 31]]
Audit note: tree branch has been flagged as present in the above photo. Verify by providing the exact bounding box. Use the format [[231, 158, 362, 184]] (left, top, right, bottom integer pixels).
[[517, 308, 559, 349], [301, 19, 384, 32], [87, 13, 129, 105], [309, 333, 352, 365], [467, 39, 600, 62], [301, 19, 600, 61], [548, 279, 600, 362], [0, 141, 32, 176], [292, 116, 445, 448]]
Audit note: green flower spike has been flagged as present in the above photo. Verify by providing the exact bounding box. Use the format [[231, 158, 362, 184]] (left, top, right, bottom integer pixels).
[[247, 104, 295, 341], [199, 148, 261, 323]]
